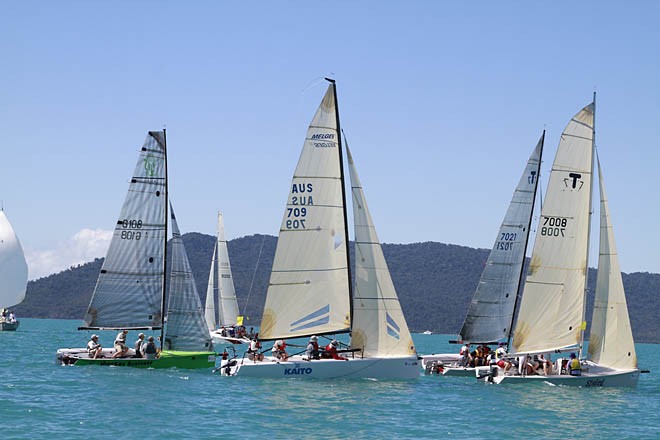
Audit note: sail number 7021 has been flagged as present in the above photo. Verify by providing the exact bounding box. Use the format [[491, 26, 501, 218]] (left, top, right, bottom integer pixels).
[[540, 216, 566, 237]]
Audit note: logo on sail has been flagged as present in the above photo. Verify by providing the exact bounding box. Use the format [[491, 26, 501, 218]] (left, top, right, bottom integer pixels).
[[386, 312, 401, 340], [563, 172, 584, 191], [311, 132, 336, 148], [144, 154, 157, 177], [290, 305, 330, 332]]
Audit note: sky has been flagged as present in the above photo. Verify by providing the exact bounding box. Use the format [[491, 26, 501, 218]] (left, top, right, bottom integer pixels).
[[1, 1, 659, 279]]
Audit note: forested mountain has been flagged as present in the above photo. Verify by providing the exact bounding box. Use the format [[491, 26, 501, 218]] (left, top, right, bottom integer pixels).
[[15, 233, 659, 343]]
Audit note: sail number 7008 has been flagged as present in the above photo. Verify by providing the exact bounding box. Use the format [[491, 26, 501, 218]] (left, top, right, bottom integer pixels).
[[540, 216, 567, 237]]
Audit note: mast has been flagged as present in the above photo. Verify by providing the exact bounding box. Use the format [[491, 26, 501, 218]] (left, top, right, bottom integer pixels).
[[160, 128, 169, 349], [326, 77, 354, 329], [506, 130, 545, 348], [579, 93, 596, 358]]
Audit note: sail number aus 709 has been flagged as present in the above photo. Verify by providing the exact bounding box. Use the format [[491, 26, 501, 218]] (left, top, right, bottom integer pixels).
[[540, 216, 567, 238], [286, 207, 307, 229]]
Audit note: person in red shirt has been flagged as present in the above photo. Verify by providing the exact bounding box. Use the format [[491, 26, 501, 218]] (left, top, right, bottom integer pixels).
[[324, 340, 348, 360]]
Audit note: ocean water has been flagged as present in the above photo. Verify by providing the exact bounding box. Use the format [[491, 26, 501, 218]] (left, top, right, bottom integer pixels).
[[1, 319, 658, 439]]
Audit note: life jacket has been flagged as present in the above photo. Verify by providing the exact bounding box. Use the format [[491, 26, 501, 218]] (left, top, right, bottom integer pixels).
[[144, 342, 157, 354], [569, 358, 581, 375]]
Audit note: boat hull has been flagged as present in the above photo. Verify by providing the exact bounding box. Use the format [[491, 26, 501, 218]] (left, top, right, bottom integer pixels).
[[484, 362, 640, 387], [210, 331, 249, 345], [56, 348, 216, 369], [224, 355, 420, 379], [0, 321, 19, 331], [420, 353, 475, 376]]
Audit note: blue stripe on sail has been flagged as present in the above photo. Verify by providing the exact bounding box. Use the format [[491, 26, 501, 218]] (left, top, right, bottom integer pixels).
[[290, 305, 330, 327], [291, 316, 330, 332], [386, 313, 400, 333], [387, 325, 400, 340]]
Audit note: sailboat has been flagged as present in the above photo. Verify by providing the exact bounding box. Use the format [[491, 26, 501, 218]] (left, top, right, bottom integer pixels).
[[56, 130, 216, 369], [222, 80, 419, 378], [0, 210, 28, 331], [420, 134, 544, 376], [205, 212, 249, 345], [486, 96, 640, 386]]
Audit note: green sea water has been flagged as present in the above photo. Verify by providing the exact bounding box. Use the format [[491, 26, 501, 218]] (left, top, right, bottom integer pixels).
[[1, 319, 658, 439]]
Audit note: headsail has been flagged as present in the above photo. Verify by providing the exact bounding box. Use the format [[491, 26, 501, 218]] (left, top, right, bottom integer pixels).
[[83, 131, 167, 329], [587, 159, 637, 369], [512, 103, 594, 354], [0, 211, 28, 309], [259, 83, 351, 340], [458, 133, 543, 344], [216, 212, 240, 327], [346, 145, 416, 357], [204, 244, 218, 332], [166, 204, 213, 351]]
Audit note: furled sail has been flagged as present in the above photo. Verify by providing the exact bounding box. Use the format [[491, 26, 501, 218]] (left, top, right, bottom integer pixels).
[[346, 145, 416, 357], [458, 134, 543, 343], [216, 212, 240, 327], [83, 131, 166, 329], [166, 204, 213, 351], [512, 103, 594, 354], [204, 244, 218, 332], [259, 84, 351, 340], [0, 211, 28, 309], [587, 159, 637, 369]]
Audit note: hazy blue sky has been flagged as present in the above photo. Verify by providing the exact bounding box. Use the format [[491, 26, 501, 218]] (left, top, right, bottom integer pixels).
[[2, 1, 658, 279]]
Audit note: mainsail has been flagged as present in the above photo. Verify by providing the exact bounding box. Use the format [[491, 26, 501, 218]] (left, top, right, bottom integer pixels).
[[512, 103, 594, 354], [346, 145, 416, 358], [84, 131, 166, 329], [259, 83, 351, 340], [0, 211, 28, 309], [166, 205, 213, 351], [587, 159, 637, 369], [216, 212, 240, 327], [458, 134, 543, 344]]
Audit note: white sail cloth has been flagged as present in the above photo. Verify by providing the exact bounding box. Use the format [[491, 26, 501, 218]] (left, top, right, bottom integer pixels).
[[0, 211, 28, 309], [587, 159, 637, 369], [347, 145, 416, 358], [512, 104, 594, 354], [84, 131, 166, 329], [259, 85, 351, 340]]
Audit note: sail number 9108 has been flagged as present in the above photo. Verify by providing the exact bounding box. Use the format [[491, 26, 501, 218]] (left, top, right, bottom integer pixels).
[[120, 218, 143, 240], [540, 216, 566, 237]]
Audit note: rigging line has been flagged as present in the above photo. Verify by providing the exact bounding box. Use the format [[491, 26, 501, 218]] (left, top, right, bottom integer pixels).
[[242, 234, 266, 317]]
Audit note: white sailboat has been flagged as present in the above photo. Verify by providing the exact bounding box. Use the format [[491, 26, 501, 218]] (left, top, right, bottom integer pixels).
[[56, 130, 215, 368], [486, 96, 640, 386], [206, 212, 249, 345], [0, 210, 28, 331], [420, 134, 544, 376], [223, 80, 419, 378]]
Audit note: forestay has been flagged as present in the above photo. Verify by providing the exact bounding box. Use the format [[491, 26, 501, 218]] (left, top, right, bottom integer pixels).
[[458, 134, 543, 343], [587, 159, 637, 369], [84, 131, 166, 329], [0, 211, 28, 309], [512, 103, 594, 354], [166, 205, 213, 351], [346, 146, 416, 358], [259, 84, 351, 340]]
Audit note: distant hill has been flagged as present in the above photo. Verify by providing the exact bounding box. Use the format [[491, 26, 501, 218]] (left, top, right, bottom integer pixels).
[[15, 233, 659, 343]]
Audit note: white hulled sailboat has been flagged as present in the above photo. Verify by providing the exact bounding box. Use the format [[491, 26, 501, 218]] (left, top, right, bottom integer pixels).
[[0, 210, 28, 331], [205, 212, 248, 345], [223, 80, 418, 379], [486, 96, 640, 386]]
